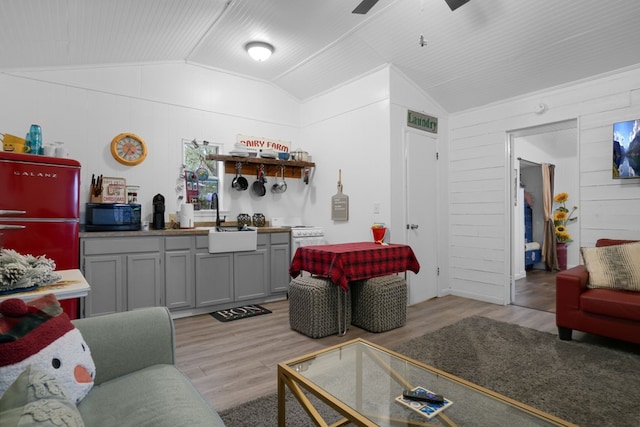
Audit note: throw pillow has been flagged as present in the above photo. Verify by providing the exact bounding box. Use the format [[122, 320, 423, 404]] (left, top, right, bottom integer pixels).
[[0, 294, 95, 404], [582, 241, 640, 291], [0, 365, 84, 427]]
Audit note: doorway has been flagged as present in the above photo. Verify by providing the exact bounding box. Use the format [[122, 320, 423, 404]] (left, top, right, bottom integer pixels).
[[509, 120, 578, 312]]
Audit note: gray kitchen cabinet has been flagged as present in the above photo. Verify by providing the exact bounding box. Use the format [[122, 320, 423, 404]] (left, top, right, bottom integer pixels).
[[127, 253, 163, 310], [165, 236, 194, 310], [81, 231, 290, 317], [195, 252, 234, 307], [81, 236, 162, 317], [83, 254, 124, 317], [194, 234, 233, 308], [164, 250, 193, 309], [269, 232, 290, 294], [233, 234, 269, 301]]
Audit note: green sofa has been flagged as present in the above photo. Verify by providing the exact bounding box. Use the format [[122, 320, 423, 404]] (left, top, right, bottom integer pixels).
[[73, 307, 225, 427]]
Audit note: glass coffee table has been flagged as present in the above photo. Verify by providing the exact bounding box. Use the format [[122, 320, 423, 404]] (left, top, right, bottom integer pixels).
[[277, 338, 576, 426]]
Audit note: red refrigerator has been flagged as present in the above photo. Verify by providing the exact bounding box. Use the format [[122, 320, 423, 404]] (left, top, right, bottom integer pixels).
[[0, 151, 81, 317]]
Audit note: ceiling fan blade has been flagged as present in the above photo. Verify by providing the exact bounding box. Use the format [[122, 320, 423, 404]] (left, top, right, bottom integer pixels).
[[444, 0, 471, 11], [352, 0, 379, 14]]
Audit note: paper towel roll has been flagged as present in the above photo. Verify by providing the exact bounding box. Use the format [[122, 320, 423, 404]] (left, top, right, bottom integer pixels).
[[180, 203, 194, 229]]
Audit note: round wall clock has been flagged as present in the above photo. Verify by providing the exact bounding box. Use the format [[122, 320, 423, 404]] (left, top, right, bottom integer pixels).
[[110, 133, 147, 166]]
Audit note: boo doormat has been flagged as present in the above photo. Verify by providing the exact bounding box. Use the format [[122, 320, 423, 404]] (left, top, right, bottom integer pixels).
[[210, 304, 272, 322]]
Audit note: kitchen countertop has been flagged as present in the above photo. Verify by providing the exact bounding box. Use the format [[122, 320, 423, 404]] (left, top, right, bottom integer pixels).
[[79, 225, 291, 238]]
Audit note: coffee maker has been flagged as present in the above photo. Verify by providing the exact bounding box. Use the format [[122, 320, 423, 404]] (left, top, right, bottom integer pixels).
[[152, 194, 165, 230]]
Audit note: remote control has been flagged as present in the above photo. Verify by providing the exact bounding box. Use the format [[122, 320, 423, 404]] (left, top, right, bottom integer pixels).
[[402, 389, 444, 404]]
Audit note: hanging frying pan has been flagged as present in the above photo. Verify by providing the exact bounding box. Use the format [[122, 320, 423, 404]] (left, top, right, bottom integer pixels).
[[232, 162, 248, 191], [252, 165, 266, 197]]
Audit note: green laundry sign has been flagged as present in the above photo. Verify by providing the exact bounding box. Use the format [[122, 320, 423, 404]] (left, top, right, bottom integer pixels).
[[407, 110, 438, 134]]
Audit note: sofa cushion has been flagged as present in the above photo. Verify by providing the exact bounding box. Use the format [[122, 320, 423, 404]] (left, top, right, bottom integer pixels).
[[0, 366, 84, 427], [77, 364, 224, 427], [581, 288, 640, 322], [596, 239, 639, 247], [582, 242, 640, 291]]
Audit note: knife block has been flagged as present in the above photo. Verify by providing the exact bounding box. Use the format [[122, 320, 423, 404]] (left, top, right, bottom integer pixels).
[[90, 177, 126, 203]]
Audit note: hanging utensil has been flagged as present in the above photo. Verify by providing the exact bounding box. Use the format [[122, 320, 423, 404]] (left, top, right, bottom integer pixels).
[[280, 165, 287, 193]]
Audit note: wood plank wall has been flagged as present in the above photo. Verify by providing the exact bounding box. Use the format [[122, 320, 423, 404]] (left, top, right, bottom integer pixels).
[[446, 67, 640, 304]]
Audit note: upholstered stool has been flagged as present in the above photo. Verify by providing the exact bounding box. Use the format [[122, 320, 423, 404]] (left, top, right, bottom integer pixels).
[[351, 275, 407, 333], [288, 276, 351, 338]]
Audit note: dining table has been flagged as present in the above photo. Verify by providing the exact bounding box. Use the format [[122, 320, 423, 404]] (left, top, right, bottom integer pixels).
[[289, 242, 421, 292]]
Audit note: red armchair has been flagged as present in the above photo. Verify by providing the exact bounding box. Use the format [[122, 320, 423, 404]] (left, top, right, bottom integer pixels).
[[555, 239, 640, 344]]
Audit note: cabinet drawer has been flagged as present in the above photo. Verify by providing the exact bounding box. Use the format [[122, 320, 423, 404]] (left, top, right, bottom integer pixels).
[[195, 235, 209, 250], [165, 236, 193, 251], [83, 237, 161, 255], [257, 233, 269, 247], [270, 232, 290, 245]]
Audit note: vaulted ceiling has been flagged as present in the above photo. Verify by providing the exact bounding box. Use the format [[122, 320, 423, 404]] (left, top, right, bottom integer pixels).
[[1, 0, 639, 113]]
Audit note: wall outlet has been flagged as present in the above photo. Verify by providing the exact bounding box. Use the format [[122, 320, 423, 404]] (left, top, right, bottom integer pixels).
[[373, 201, 380, 214]]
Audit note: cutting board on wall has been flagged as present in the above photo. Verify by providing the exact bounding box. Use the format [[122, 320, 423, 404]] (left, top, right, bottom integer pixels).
[[331, 169, 349, 221]]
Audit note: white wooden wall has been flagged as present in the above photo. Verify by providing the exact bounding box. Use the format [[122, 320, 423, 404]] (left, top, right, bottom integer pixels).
[[0, 64, 302, 223], [448, 66, 640, 305]]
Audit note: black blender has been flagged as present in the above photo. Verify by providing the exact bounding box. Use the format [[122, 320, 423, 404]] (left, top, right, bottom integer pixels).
[[152, 194, 165, 230]]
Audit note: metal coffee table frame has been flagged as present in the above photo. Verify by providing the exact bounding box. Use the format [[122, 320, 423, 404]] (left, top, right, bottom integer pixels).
[[277, 338, 576, 427]]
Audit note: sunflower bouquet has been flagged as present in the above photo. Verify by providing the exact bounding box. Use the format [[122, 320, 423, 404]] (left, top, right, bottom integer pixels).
[[553, 193, 578, 243]]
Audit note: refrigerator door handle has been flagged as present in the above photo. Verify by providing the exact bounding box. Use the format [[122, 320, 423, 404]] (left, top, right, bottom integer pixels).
[[0, 224, 26, 230], [0, 209, 27, 216]]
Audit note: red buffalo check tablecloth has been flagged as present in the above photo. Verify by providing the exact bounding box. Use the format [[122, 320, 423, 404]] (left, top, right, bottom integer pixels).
[[289, 242, 421, 291]]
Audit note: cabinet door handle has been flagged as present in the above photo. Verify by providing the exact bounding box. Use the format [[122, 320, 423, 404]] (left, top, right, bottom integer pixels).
[[0, 224, 26, 230], [0, 210, 27, 216]]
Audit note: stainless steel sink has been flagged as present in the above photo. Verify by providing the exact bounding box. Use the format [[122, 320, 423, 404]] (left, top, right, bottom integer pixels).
[[205, 226, 257, 253]]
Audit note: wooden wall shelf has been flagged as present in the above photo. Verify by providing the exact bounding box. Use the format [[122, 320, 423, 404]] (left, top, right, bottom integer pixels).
[[206, 154, 315, 179]]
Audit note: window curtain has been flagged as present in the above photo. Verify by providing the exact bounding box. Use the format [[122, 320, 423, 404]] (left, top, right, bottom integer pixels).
[[541, 163, 557, 270]]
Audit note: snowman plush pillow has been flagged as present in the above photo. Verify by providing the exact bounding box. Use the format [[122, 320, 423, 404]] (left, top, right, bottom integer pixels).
[[0, 294, 95, 404]]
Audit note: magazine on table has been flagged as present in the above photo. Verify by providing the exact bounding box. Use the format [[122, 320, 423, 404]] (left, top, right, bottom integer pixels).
[[395, 386, 453, 419]]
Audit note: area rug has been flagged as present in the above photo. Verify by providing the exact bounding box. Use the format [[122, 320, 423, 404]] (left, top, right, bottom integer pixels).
[[209, 304, 271, 322], [219, 316, 640, 426]]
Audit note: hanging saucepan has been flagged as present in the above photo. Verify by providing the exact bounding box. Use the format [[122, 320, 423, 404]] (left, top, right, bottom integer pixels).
[[271, 168, 283, 193], [232, 162, 248, 191], [271, 165, 288, 193], [252, 165, 266, 197]]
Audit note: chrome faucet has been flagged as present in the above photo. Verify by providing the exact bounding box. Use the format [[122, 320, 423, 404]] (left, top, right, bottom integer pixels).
[[213, 192, 222, 231]]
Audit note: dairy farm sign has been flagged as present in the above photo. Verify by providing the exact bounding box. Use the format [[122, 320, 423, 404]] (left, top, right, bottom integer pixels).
[[236, 134, 291, 153]]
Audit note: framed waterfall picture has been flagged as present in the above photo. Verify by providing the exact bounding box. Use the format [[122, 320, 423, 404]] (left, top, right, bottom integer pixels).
[[612, 119, 640, 178]]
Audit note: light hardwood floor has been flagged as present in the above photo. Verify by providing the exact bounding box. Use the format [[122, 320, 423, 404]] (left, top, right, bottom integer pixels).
[[513, 269, 557, 312], [174, 294, 559, 412]]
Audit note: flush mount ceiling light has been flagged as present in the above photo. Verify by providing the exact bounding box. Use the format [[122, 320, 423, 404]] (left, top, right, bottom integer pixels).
[[245, 41, 274, 62]]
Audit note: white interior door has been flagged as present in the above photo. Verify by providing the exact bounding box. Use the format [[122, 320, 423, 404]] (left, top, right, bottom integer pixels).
[[406, 129, 438, 304]]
